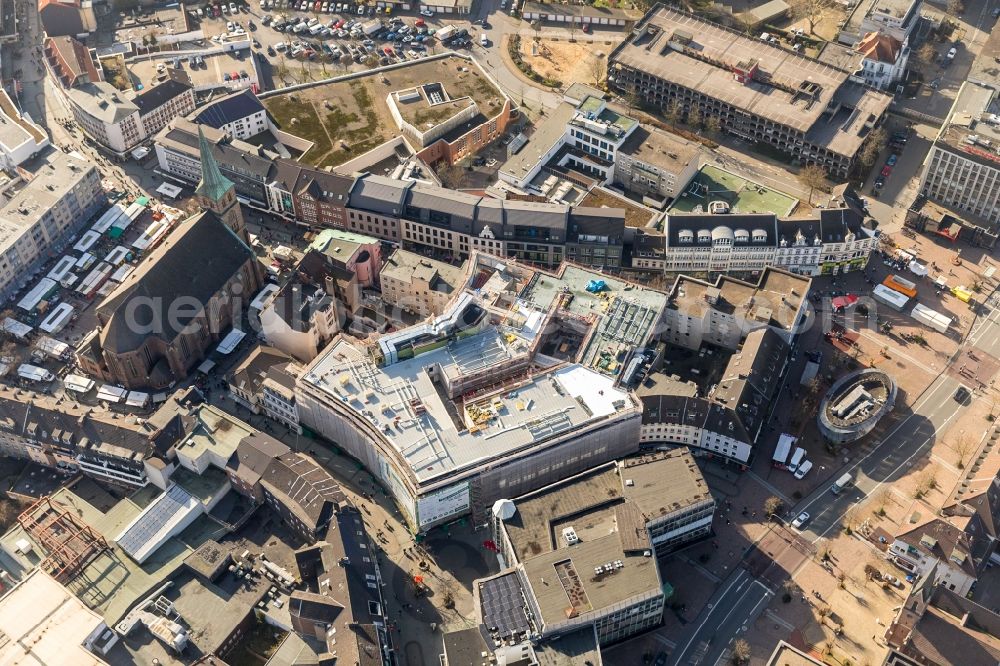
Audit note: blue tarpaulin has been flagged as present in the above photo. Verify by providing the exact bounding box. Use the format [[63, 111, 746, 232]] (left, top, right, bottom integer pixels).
[[586, 280, 607, 293]]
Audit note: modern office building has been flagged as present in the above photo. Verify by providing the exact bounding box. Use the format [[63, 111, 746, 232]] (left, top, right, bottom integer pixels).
[[499, 93, 639, 190], [608, 6, 892, 178], [0, 149, 102, 303], [482, 452, 710, 646], [918, 81, 1000, 228]]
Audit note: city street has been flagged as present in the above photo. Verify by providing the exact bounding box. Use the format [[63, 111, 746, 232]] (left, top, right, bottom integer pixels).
[[793, 372, 966, 543], [668, 568, 772, 666]]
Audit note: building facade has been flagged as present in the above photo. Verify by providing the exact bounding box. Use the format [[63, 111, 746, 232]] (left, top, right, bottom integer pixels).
[[854, 32, 909, 92], [380, 249, 466, 317], [0, 150, 102, 303], [635, 206, 878, 276]]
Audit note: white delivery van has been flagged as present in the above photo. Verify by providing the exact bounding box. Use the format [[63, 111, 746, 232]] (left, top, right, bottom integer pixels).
[[788, 447, 806, 473], [831, 472, 853, 494], [794, 460, 813, 480]]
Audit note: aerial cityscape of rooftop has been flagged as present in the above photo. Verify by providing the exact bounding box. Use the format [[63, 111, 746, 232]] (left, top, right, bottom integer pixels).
[[0, 0, 996, 663]]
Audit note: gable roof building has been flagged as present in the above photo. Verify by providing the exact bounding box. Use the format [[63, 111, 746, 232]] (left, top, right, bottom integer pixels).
[[38, 0, 96, 38], [76, 209, 261, 389]]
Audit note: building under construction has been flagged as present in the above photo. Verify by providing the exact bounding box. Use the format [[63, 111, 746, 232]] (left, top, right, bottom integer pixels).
[[17, 496, 109, 583]]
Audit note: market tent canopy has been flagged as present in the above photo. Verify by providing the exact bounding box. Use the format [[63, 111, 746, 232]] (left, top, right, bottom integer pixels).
[[155, 182, 182, 199], [216, 328, 246, 355]]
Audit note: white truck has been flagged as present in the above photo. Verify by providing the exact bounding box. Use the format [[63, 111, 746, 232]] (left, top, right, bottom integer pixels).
[[772, 433, 796, 468], [17, 364, 54, 383], [362, 18, 381, 36], [911, 303, 952, 334], [437, 24, 457, 42]]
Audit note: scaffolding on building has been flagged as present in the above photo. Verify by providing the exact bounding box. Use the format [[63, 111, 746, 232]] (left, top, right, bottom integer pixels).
[[17, 496, 109, 583]]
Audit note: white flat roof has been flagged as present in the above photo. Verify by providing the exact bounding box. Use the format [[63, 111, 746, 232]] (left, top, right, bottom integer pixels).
[[0, 569, 107, 666], [302, 330, 637, 485]]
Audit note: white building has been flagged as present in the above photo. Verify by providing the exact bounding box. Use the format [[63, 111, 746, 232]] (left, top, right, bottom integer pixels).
[[644, 207, 878, 277], [887, 505, 989, 597], [189, 88, 269, 140], [499, 94, 639, 190], [66, 77, 195, 157], [0, 149, 102, 303], [0, 569, 117, 664], [855, 32, 909, 92], [296, 294, 644, 531], [919, 82, 1000, 227], [0, 90, 49, 169], [858, 0, 921, 43], [67, 82, 142, 155]]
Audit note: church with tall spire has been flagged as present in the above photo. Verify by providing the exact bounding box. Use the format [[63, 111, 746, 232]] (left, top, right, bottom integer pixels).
[[195, 126, 249, 244]]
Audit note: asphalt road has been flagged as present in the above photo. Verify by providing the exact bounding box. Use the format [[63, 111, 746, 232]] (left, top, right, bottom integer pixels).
[[668, 568, 773, 666], [792, 373, 967, 543]]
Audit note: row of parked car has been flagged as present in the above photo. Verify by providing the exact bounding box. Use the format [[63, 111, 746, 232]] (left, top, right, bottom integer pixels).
[[194, 2, 247, 18], [872, 129, 909, 197], [262, 0, 385, 15]]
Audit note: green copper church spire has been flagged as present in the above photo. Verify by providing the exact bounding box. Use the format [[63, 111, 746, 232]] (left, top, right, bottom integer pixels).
[[195, 125, 235, 203]]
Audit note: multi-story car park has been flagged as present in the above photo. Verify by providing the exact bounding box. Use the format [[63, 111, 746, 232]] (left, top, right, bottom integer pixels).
[[296, 255, 671, 531], [607, 6, 892, 179]]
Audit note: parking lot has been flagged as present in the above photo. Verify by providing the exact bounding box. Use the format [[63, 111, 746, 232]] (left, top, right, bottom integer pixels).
[[190, 0, 488, 86]]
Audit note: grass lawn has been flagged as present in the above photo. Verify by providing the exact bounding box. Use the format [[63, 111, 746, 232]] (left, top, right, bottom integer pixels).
[[668, 165, 798, 216]]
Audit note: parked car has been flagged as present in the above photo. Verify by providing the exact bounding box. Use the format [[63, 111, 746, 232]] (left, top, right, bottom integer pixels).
[[419, 7, 433, 15], [791, 511, 810, 529], [946, 46, 957, 60], [881, 165, 892, 177], [887, 153, 898, 166]]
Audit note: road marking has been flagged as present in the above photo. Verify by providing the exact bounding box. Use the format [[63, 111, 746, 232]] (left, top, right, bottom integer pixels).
[[671, 570, 748, 665], [795, 375, 955, 518], [654, 635, 677, 649], [766, 609, 796, 631], [811, 405, 962, 544], [746, 470, 792, 505]]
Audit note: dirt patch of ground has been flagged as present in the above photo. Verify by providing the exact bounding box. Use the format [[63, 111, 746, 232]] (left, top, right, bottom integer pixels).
[[780, 0, 849, 43], [518, 37, 610, 88]]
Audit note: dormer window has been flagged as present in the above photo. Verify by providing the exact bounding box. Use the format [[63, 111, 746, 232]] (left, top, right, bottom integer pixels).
[[678, 229, 694, 244]]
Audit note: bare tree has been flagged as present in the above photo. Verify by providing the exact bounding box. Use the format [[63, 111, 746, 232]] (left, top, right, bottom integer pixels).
[[793, 0, 832, 35], [664, 100, 683, 128], [946, 0, 964, 15], [874, 487, 893, 516], [764, 495, 783, 518], [842, 505, 858, 533], [917, 43, 938, 68], [954, 434, 974, 470], [687, 106, 703, 130], [798, 164, 828, 205], [731, 639, 751, 665], [860, 127, 888, 168], [704, 113, 722, 134], [588, 55, 605, 87]]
